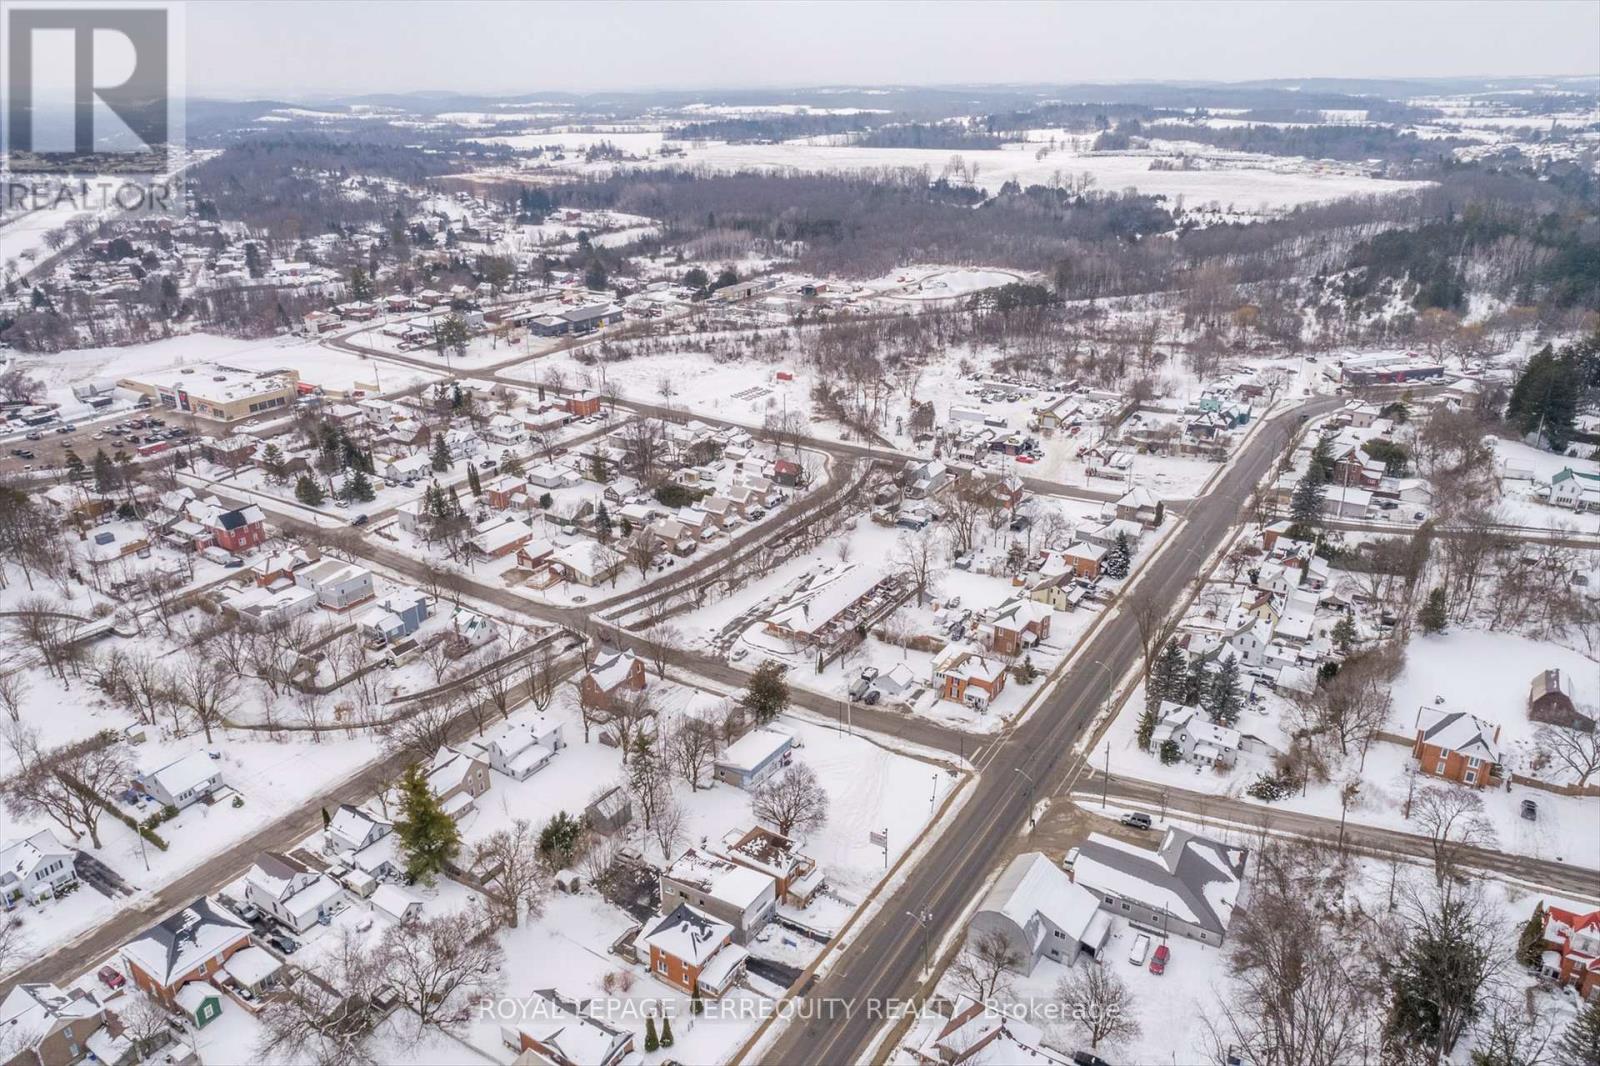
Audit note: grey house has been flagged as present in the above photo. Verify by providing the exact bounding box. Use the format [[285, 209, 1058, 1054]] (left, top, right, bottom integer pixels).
[[1068, 828, 1249, 946], [969, 852, 1109, 974], [658, 848, 776, 945]]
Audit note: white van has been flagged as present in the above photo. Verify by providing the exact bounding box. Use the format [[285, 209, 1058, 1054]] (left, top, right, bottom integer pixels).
[[1128, 934, 1152, 967]]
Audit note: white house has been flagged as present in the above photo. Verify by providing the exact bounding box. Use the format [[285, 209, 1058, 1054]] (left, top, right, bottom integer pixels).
[[134, 751, 223, 809], [370, 883, 423, 925], [325, 803, 391, 855], [244, 853, 344, 933], [483, 414, 529, 446], [470, 718, 566, 781], [0, 829, 77, 907], [1149, 702, 1241, 768], [970, 852, 1110, 974], [294, 560, 375, 611]]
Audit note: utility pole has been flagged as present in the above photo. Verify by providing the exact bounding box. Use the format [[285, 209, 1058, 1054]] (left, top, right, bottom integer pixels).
[[906, 909, 934, 975], [1015, 768, 1036, 829]]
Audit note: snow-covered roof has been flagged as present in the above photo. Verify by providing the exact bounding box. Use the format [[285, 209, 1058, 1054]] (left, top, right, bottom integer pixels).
[[663, 848, 773, 910], [1071, 829, 1247, 937], [0, 982, 99, 1048], [223, 945, 283, 987], [980, 852, 1100, 949], [715, 728, 794, 775], [642, 903, 732, 966], [121, 897, 252, 987], [0, 829, 74, 887], [140, 751, 218, 799], [1415, 707, 1501, 763], [371, 883, 422, 922], [516, 990, 631, 1066], [586, 650, 641, 694], [919, 995, 1070, 1066]]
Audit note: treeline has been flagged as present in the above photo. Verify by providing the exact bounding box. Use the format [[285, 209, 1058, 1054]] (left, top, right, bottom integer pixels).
[[856, 123, 1009, 150], [188, 135, 455, 237], [1140, 121, 1473, 163], [665, 114, 873, 144]]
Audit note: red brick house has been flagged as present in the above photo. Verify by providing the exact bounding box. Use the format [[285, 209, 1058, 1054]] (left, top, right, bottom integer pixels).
[[640, 903, 748, 998], [566, 391, 601, 418], [934, 648, 1007, 710], [983, 596, 1052, 657], [1539, 904, 1600, 1002], [1411, 707, 1502, 788], [119, 897, 253, 1007], [208, 506, 267, 553], [501, 990, 633, 1065], [1060, 541, 1106, 580], [579, 650, 647, 712]]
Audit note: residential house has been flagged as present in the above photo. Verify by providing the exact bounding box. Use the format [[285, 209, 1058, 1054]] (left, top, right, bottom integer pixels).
[[983, 596, 1052, 657], [1412, 707, 1503, 788], [499, 989, 634, 1066], [205, 505, 267, 554], [483, 414, 528, 446], [932, 646, 1008, 710], [970, 852, 1111, 975], [639, 903, 748, 998], [120, 897, 253, 1006], [243, 853, 344, 934], [713, 729, 795, 790], [585, 786, 633, 837], [1538, 904, 1600, 1002], [220, 945, 284, 999], [482, 475, 528, 511], [1114, 485, 1161, 526], [719, 826, 824, 908], [355, 588, 431, 643], [470, 718, 566, 781], [1149, 702, 1241, 768], [0, 983, 104, 1066], [566, 391, 601, 418], [901, 459, 951, 500], [660, 848, 776, 944], [1529, 669, 1594, 732], [133, 751, 222, 810], [1068, 828, 1249, 946], [469, 517, 534, 560], [1059, 541, 1107, 581], [911, 995, 1070, 1066], [549, 540, 625, 587], [0, 830, 77, 908], [324, 803, 391, 856], [370, 884, 423, 925], [381, 452, 434, 485], [1551, 468, 1600, 512], [578, 650, 647, 712], [294, 560, 375, 611], [426, 746, 491, 817]]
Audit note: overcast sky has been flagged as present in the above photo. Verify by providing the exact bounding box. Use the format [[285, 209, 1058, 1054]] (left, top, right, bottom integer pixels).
[[185, 0, 1600, 99]]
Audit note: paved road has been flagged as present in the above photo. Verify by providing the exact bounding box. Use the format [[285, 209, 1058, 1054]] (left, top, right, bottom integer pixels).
[[757, 396, 1341, 1066], [1319, 515, 1600, 551], [1097, 773, 1600, 901]]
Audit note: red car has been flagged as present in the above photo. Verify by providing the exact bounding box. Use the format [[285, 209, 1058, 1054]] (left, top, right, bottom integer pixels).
[[1016, 455, 1037, 464], [1149, 944, 1170, 975], [97, 966, 126, 990]]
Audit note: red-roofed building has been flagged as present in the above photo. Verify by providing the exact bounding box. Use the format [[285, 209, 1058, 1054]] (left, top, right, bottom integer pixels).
[[1541, 904, 1600, 1001]]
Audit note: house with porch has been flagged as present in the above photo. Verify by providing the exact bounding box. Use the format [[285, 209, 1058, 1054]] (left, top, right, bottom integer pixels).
[[640, 903, 749, 998], [120, 898, 253, 1007]]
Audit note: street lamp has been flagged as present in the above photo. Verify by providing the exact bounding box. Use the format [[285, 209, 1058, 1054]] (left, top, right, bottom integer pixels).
[[906, 909, 934, 975], [1089, 660, 1115, 809]]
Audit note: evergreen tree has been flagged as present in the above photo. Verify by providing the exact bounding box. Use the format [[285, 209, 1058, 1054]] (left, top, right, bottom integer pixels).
[[644, 1017, 659, 1053], [741, 661, 790, 725], [1288, 471, 1327, 536], [260, 443, 288, 484], [500, 454, 523, 477], [1554, 997, 1600, 1066], [1507, 343, 1582, 451], [538, 492, 553, 510], [431, 435, 451, 472], [1152, 499, 1165, 527], [692, 990, 704, 1015], [394, 762, 459, 884], [294, 475, 326, 507], [1332, 615, 1358, 655], [660, 1018, 674, 1048], [1159, 739, 1182, 765], [1515, 903, 1547, 968], [1136, 703, 1160, 752], [538, 811, 586, 869], [1102, 531, 1131, 579], [467, 464, 482, 497], [590, 453, 610, 483], [92, 449, 117, 494], [1419, 587, 1449, 634], [595, 502, 613, 544], [347, 467, 375, 503], [1205, 656, 1243, 726], [64, 450, 86, 485], [1181, 657, 1207, 706], [1308, 433, 1337, 483]]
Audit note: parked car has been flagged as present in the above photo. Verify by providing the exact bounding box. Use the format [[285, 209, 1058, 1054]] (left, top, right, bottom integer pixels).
[[352, 514, 370, 526], [97, 966, 126, 990], [1061, 846, 1079, 872], [1128, 934, 1152, 966], [1072, 1052, 1111, 1066], [267, 933, 299, 955], [1521, 799, 1538, 821], [1150, 943, 1170, 975], [862, 689, 881, 706], [1119, 812, 1153, 831]]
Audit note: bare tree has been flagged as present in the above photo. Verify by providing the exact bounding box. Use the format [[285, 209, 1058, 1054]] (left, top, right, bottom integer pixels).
[[751, 763, 829, 837], [1473, 988, 1553, 1066], [168, 649, 237, 742], [521, 642, 560, 716], [666, 717, 719, 791], [650, 791, 685, 857], [1128, 585, 1175, 681], [256, 926, 385, 1066], [598, 688, 655, 760], [950, 929, 1020, 1001], [383, 697, 458, 763], [2, 730, 129, 848], [0, 671, 28, 722], [1411, 786, 1497, 884], [1536, 725, 1600, 788], [1057, 964, 1141, 1051], [381, 906, 504, 1033], [113, 992, 184, 1062], [895, 527, 945, 606], [470, 819, 547, 929], [639, 623, 680, 680]]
